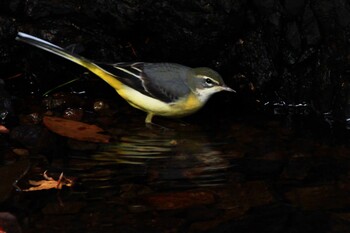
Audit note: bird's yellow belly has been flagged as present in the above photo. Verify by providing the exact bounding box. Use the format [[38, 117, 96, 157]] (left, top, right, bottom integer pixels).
[[116, 84, 202, 117]]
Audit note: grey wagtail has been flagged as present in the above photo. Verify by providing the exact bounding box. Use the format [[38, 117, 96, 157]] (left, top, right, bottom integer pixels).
[[16, 32, 234, 123]]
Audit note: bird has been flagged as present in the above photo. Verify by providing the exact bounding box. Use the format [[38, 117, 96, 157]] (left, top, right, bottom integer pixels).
[[16, 32, 234, 124]]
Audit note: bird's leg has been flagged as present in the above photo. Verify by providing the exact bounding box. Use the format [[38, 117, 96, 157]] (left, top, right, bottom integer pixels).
[[145, 113, 172, 131], [145, 113, 154, 124]]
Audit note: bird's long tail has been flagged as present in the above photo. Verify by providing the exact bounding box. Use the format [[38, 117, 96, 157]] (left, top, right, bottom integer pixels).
[[16, 32, 122, 90]]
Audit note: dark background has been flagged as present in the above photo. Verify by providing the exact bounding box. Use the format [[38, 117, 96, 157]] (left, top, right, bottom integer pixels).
[[2, 2, 350, 233], [1, 0, 350, 128]]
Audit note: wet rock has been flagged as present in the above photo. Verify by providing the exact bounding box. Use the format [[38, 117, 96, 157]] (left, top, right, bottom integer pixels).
[[284, 0, 306, 17], [0, 156, 30, 203], [215, 181, 274, 212], [251, 0, 275, 15], [139, 0, 246, 63], [302, 3, 321, 45], [146, 216, 186, 233], [234, 30, 276, 89], [67, 139, 98, 151], [285, 183, 350, 210], [127, 204, 150, 213], [42, 95, 66, 110], [63, 107, 84, 121], [22, 0, 80, 19], [0, 212, 22, 233], [0, 16, 17, 64], [188, 181, 274, 232], [120, 184, 153, 199], [280, 155, 350, 184], [236, 159, 284, 179], [285, 21, 301, 51], [145, 190, 216, 210], [42, 202, 85, 215], [93, 100, 110, 112], [0, 79, 14, 125], [3, 72, 41, 97], [19, 112, 42, 125], [12, 148, 29, 156], [201, 204, 331, 233], [42, 92, 85, 110], [186, 206, 220, 222], [10, 125, 46, 148], [9, 124, 61, 161], [280, 157, 311, 181]]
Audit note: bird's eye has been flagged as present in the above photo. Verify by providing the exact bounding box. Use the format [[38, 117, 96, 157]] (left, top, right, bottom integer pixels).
[[205, 78, 214, 85]]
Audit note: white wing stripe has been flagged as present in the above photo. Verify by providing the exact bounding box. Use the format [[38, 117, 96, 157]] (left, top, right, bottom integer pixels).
[[114, 67, 141, 79], [131, 66, 142, 72]]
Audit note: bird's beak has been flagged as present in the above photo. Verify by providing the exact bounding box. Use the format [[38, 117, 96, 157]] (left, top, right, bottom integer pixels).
[[221, 85, 236, 93]]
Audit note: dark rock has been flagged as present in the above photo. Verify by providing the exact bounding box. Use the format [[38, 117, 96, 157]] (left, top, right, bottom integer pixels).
[[0, 0, 350, 126], [233, 30, 276, 89], [0, 156, 30, 203], [0, 212, 22, 233], [22, 0, 79, 19], [0, 17, 16, 41], [285, 21, 301, 51], [0, 16, 17, 64], [252, 0, 275, 15], [204, 204, 331, 233], [10, 124, 45, 148], [302, 3, 321, 45], [0, 79, 13, 125], [285, 183, 350, 210], [284, 0, 306, 17], [9, 124, 61, 161], [145, 190, 216, 210], [186, 206, 220, 222]]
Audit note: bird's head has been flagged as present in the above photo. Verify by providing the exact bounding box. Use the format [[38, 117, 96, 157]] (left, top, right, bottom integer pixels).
[[187, 67, 235, 102]]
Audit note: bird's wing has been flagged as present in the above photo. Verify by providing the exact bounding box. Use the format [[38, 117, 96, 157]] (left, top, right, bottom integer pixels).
[[98, 62, 192, 103]]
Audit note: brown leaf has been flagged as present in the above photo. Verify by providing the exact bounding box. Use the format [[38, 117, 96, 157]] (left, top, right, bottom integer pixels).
[[0, 125, 9, 134], [43, 116, 110, 143], [23, 171, 73, 192]]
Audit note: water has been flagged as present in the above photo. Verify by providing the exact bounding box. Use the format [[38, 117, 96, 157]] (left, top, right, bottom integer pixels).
[[56, 122, 235, 201], [3, 117, 350, 233]]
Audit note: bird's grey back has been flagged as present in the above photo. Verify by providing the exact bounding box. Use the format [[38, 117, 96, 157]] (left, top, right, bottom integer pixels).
[[142, 63, 191, 102]]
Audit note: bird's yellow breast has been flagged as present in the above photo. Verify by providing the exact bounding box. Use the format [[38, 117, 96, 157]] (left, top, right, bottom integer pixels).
[[116, 84, 203, 117]]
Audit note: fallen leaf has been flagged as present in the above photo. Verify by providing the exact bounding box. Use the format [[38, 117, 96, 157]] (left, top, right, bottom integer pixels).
[[43, 116, 110, 143], [23, 171, 73, 192], [0, 125, 9, 134]]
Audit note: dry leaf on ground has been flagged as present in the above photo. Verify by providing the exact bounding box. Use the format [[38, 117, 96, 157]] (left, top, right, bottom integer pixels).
[[0, 125, 9, 134], [23, 171, 73, 191], [43, 116, 110, 143]]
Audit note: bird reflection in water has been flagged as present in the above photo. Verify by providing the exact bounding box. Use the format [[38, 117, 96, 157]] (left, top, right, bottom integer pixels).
[[93, 125, 232, 189]]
